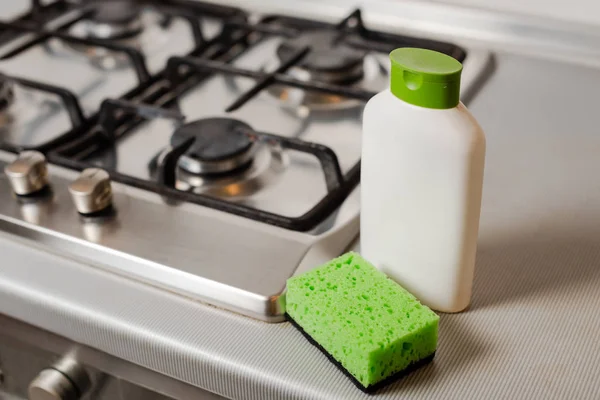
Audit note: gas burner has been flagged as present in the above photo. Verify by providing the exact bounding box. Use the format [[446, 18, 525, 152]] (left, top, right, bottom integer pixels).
[[83, 1, 144, 40], [277, 30, 366, 85], [169, 118, 285, 198], [262, 31, 386, 111], [172, 118, 258, 176], [64, 1, 146, 70]]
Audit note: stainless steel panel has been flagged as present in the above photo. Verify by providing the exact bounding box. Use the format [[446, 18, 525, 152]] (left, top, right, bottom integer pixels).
[[0, 151, 315, 321]]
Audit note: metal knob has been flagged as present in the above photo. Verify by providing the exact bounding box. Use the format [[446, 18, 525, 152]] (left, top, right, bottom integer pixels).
[[28, 358, 90, 400], [68, 168, 113, 214], [4, 151, 48, 195]]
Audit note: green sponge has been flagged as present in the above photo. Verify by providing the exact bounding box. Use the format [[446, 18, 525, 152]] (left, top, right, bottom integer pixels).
[[286, 252, 439, 392]]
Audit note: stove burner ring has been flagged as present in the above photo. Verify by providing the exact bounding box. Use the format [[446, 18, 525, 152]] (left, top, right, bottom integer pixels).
[[277, 30, 366, 84], [175, 141, 286, 199], [84, 1, 144, 40], [260, 53, 385, 112], [171, 118, 258, 176], [64, 2, 144, 70]]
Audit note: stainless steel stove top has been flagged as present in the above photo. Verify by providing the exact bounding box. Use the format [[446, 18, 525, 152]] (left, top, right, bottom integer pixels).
[[0, 0, 491, 321]]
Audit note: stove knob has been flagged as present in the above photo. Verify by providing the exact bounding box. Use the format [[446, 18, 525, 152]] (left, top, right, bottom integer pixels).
[[68, 168, 113, 214], [28, 358, 90, 400], [4, 150, 48, 195]]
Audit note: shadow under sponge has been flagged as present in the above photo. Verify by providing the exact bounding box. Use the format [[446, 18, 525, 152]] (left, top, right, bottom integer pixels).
[[285, 252, 439, 392]]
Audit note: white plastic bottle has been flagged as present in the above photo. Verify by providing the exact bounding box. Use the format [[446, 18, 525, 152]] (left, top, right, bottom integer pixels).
[[361, 48, 486, 313]]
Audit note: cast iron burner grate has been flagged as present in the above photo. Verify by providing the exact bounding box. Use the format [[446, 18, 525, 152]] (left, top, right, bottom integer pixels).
[[0, 0, 245, 152], [0, 73, 86, 152], [48, 97, 352, 231], [0, 0, 74, 46], [165, 9, 466, 113], [0, 3, 467, 232]]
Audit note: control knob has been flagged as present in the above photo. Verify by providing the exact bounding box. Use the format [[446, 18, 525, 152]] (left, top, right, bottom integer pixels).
[[68, 168, 113, 214], [28, 358, 90, 400], [4, 150, 48, 195]]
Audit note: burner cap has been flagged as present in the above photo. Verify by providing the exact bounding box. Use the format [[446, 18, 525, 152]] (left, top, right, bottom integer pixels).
[[91, 1, 140, 25], [83, 1, 144, 40], [171, 118, 257, 175], [277, 30, 366, 74]]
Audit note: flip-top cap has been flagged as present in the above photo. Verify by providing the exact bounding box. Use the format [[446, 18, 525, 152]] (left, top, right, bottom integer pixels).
[[390, 48, 462, 109]]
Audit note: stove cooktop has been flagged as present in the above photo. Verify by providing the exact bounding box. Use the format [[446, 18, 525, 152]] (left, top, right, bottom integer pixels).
[[0, 0, 491, 321]]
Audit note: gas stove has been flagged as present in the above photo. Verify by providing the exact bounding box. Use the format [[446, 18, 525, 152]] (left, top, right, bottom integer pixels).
[[0, 0, 491, 322]]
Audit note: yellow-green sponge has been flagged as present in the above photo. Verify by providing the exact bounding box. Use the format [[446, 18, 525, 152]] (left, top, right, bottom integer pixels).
[[286, 252, 439, 392]]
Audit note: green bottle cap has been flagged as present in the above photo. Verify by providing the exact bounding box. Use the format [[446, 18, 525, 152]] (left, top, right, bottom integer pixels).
[[389, 48, 463, 109]]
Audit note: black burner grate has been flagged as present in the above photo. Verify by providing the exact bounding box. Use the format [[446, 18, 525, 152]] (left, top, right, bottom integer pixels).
[[0, 18, 152, 83], [48, 98, 357, 232], [0, 73, 86, 154], [0, 3, 468, 232], [0, 0, 74, 46], [166, 9, 466, 112], [0, 0, 246, 152]]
